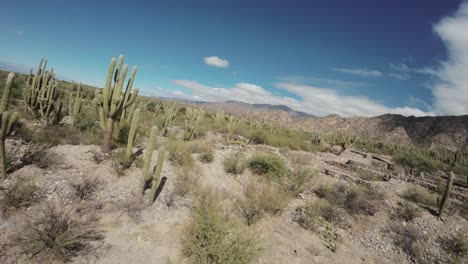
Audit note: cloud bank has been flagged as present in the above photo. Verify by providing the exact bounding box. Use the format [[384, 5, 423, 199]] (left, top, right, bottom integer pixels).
[[153, 80, 433, 117], [431, 1, 468, 115], [204, 56, 229, 68]]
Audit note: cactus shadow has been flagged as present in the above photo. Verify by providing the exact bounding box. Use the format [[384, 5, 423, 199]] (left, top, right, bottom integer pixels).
[[150, 176, 167, 203], [417, 204, 438, 217]]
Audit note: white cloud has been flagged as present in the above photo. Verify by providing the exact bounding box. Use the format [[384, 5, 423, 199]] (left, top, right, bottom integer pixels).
[[334, 67, 383, 77], [161, 79, 433, 117], [390, 63, 437, 75], [430, 2, 468, 115], [389, 72, 411, 80], [204, 56, 229, 68]]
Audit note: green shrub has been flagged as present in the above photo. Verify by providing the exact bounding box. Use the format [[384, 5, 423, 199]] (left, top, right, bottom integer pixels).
[[182, 189, 260, 264], [393, 151, 441, 175], [357, 169, 383, 181], [285, 167, 316, 196], [237, 180, 290, 226], [224, 152, 245, 175], [249, 130, 268, 144], [247, 153, 288, 182], [174, 164, 201, 197], [401, 186, 437, 207]]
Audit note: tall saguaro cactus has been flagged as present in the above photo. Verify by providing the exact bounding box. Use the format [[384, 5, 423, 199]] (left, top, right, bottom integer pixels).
[[184, 107, 204, 141], [141, 126, 158, 194], [0, 73, 19, 178], [69, 83, 83, 127], [438, 171, 454, 219], [93, 54, 139, 153], [149, 147, 165, 203]]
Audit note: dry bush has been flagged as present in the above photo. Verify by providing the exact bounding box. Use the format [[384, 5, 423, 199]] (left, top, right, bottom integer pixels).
[[199, 151, 214, 164], [401, 186, 437, 207], [439, 231, 468, 261], [313, 183, 384, 216], [69, 176, 101, 200], [223, 152, 246, 175], [392, 201, 421, 222], [186, 140, 212, 154], [356, 169, 383, 181], [294, 200, 349, 230], [173, 164, 201, 197], [167, 140, 194, 167], [285, 166, 316, 196], [89, 149, 105, 164], [15, 203, 103, 262], [0, 175, 37, 217], [237, 180, 290, 226], [388, 223, 427, 263], [292, 201, 344, 252], [182, 188, 260, 264]]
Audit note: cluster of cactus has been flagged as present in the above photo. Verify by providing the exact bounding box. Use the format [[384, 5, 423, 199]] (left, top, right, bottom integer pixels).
[[68, 83, 83, 127], [184, 107, 204, 141], [0, 73, 19, 178], [93, 54, 139, 153], [437, 171, 453, 219], [140, 126, 165, 203], [161, 104, 178, 136], [23, 58, 62, 125]]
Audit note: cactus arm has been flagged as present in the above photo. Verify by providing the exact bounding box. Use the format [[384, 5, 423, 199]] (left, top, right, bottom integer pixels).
[[0, 73, 15, 114]]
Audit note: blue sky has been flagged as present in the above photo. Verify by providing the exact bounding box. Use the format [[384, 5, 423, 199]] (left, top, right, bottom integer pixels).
[[1, 0, 467, 116]]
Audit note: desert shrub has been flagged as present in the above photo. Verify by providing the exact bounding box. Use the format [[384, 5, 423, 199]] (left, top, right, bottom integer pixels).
[[393, 151, 441, 175], [182, 189, 260, 264], [439, 232, 468, 260], [293, 201, 344, 252], [314, 183, 384, 216], [388, 223, 427, 263], [237, 180, 290, 226], [313, 184, 331, 198], [392, 201, 421, 222], [186, 140, 212, 154], [167, 140, 194, 167], [174, 164, 201, 197], [89, 149, 105, 164], [224, 152, 246, 175], [285, 167, 316, 196], [69, 176, 101, 200], [249, 130, 268, 144], [0, 176, 37, 217], [357, 169, 383, 181], [199, 151, 214, 163], [146, 102, 157, 112], [296, 200, 348, 230], [15, 203, 103, 262], [115, 124, 130, 147], [247, 153, 288, 182], [401, 186, 437, 207], [30, 150, 59, 169]]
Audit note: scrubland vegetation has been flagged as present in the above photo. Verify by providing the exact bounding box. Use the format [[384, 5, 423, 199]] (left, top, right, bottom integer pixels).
[[0, 56, 466, 264]]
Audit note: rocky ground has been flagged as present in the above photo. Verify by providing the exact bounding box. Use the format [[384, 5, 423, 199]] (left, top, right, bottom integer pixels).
[[0, 134, 467, 264]]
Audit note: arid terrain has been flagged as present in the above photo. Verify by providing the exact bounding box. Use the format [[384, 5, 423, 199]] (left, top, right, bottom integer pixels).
[[0, 61, 467, 264]]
